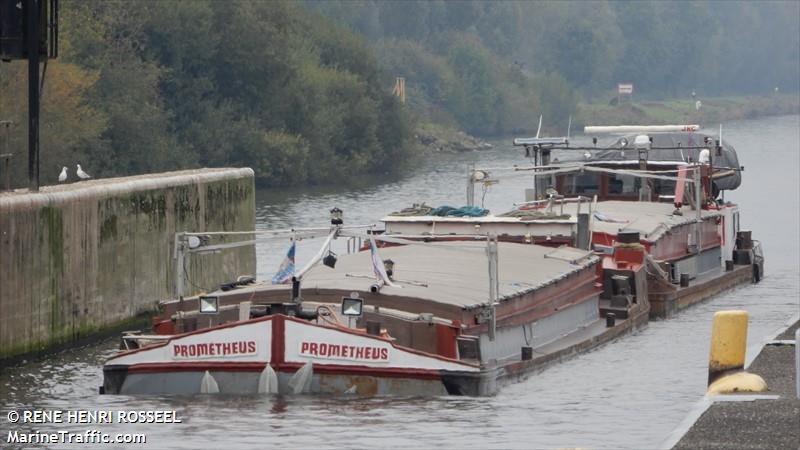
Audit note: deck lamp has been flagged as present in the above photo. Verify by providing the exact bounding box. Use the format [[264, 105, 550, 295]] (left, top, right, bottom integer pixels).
[[330, 207, 343, 225], [471, 170, 489, 182], [323, 250, 338, 268], [187, 236, 202, 249], [199, 296, 219, 314], [341, 294, 363, 317]]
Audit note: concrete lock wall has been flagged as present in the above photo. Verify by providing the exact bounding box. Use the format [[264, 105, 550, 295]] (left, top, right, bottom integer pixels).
[[0, 168, 256, 363]]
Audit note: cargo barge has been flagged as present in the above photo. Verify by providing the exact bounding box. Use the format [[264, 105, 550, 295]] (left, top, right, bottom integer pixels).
[[102, 230, 646, 396], [383, 124, 764, 319]]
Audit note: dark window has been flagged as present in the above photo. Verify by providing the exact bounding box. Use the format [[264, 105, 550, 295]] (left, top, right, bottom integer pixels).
[[653, 179, 676, 196], [562, 173, 599, 194], [607, 173, 640, 195]]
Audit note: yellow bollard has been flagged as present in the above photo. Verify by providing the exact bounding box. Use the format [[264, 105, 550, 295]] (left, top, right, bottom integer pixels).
[[708, 310, 748, 382], [706, 310, 767, 394]]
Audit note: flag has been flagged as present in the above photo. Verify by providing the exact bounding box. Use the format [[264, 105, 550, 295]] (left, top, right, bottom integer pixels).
[[369, 237, 399, 288], [271, 242, 296, 284]]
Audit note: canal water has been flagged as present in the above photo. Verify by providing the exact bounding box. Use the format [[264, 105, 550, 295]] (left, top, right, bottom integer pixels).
[[1, 115, 797, 449]]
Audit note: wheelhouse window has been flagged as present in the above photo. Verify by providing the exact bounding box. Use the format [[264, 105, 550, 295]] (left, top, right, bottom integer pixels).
[[653, 179, 676, 196], [607, 173, 640, 195], [556, 166, 681, 200], [561, 172, 599, 194]]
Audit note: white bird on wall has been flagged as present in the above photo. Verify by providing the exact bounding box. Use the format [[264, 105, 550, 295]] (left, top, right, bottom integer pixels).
[[58, 166, 68, 182], [76, 164, 91, 180]]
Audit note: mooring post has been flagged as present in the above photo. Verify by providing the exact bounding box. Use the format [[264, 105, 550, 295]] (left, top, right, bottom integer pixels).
[[706, 310, 767, 394], [708, 310, 748, 385]]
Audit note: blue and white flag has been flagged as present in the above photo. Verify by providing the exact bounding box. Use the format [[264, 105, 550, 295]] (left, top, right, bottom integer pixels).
[[369, 237, 399, 288], [271, 242, 296, 284]]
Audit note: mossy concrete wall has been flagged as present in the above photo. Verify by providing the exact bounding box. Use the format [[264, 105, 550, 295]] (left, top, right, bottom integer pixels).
[[0, 168, 256, 363]]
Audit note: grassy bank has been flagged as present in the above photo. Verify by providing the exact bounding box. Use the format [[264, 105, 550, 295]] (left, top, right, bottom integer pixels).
[[577, 94, 800, 128], [417, 94, 799, 152], [415, 122, 494, 153]]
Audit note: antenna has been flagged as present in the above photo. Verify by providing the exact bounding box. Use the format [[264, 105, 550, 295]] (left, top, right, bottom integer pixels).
[[719, 124, 723, 143], [536, 115, 543, 139], [566, 115, 572, 140]]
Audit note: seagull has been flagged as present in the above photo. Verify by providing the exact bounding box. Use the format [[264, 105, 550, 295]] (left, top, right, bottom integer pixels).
[[76, 164, 91, 180], [58, 166, 68, 182]]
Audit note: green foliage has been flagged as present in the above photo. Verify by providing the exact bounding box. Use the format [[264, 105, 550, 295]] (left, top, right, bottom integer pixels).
[[307, 0, 799, 136], [4, 0, 413, 188], [247, 131, 310, 187], [3, 0, 797, 189]]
